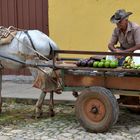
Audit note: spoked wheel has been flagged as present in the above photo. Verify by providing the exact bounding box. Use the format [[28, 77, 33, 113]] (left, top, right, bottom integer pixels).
[[75, 87, 119, 133]]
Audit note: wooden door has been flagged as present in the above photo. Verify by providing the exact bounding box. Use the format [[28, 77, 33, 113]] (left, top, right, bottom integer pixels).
[[0, 0, 49, 75]]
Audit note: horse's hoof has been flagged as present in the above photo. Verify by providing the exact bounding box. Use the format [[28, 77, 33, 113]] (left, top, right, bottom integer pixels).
[[35, 112, 43, 119], [35, 113, 43, 119], [35, 108, 43, 118], [49, 110, 55, 117]]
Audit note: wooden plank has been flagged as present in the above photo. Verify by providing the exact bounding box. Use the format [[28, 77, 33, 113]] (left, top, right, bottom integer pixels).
[[16, 0, 23, 28], [7, 0, 16, 26], [64, 74, 140, 91], [36, 0, 43, 31], [29, 0, 36, 29], [119, 104, 140, 109], [42, 0, 49, 34], [22, 0, 30, 29], [106, 77, 140, 90], [1, 0, 8, 26], [112, 90, 140, 96], [54, 50, 140, 57], [64, 75, 105, 87], [56, 64, 140, 73], [0, 0, 2, 23]]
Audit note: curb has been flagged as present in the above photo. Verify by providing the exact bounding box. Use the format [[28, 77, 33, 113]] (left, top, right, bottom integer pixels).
[[2, 75, 34, 84], [2, 97, 75, 105]]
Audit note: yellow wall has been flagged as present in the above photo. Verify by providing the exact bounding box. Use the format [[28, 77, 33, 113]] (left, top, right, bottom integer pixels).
[[48, 0, 140, 52]]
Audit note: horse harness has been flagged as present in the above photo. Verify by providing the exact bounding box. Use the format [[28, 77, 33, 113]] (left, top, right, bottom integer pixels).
[[24, 30, 53, 60], [0, 26, 17, 45]]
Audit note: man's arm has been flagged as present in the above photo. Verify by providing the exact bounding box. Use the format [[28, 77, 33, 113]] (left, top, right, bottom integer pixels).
[[114, 44, 140, 53], [108, 28, 119, 52], [108, 43, 118, 52]]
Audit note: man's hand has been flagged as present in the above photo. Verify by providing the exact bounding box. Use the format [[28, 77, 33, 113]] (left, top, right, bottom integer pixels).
[[113, 48, 124, 59], [108, 44, 122, 52], [114, 48, 123, 53]]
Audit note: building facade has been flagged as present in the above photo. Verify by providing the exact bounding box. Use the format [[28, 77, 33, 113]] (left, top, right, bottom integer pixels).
[[0, 0, 140, 75], [49, 0, 140, 51]]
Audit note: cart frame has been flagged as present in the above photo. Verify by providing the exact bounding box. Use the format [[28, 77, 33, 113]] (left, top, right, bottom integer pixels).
[[51, 50, 140, 132]]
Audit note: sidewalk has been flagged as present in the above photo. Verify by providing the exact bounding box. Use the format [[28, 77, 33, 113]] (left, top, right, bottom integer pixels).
[[1, 75, 76, 104]]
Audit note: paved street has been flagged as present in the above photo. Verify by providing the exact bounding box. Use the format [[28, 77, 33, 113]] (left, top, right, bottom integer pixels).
[[0, 102, 140, 140], [0, 77, 140, 140]]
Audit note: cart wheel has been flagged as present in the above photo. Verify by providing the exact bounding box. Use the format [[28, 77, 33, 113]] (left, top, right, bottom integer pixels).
[[75, 86, 119, 133]]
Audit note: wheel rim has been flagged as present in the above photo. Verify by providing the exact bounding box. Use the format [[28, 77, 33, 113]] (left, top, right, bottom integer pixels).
[[83, 98, 106, 122]]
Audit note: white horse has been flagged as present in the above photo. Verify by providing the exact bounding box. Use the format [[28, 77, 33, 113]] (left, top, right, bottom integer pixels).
[[0, 29, 59, 117]]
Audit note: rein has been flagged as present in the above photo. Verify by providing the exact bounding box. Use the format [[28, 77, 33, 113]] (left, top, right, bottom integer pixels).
[[24, 30, 40, 58]]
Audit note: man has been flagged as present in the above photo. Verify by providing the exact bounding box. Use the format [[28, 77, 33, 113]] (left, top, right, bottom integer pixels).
[[108, 9, 140, 53]]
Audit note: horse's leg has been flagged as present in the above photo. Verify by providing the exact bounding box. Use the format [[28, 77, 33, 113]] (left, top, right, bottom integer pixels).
[[0, 69, 2, 113], [49, 91, 55, 117], [35, 91, 46, 118]]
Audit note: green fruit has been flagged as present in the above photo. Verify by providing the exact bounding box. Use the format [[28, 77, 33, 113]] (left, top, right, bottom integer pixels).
[[125, 56, 131, 62], [104, 61, 110, 68], [126, 66, 131, 69], [93, 61, 99, 68], [128, 59, 132, 65], [123, 63, 128, 67], [98, 62, 104, 68], [133, 66, 138, 69], [136, 64, 140, 67], [114, 60, 119, 65], [101, 59, 106, 63], [106, 59, 111, 63], [130, 63, 135, 68], [110, 61, 118, 68]]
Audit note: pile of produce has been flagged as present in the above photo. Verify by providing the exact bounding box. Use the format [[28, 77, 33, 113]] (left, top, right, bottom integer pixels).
[[76, 57, 118, 68], [76, 56, 140, 69], [122, 56, 140, 69]]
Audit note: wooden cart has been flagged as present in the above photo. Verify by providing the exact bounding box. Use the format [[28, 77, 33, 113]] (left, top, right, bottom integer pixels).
[[52, 50, 140, 133]]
